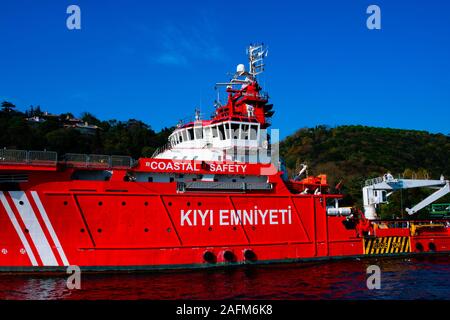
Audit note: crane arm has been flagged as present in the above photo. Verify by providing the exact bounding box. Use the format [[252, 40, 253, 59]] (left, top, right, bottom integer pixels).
[[362, 173, 450, 220], [406, 182, 450, 215]]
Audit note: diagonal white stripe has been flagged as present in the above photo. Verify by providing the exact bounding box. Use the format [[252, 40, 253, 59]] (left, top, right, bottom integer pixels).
[[9, 191, 58, 266], [31, 191, 69, 266], [0, 191, 38, 266]]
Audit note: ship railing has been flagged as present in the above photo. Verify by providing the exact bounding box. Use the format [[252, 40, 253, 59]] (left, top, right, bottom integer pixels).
[[371, 219, 450, 229], [151, 141, 174, 158], [0, 149, 58, 166], [364, 177, 384, 186], [64, 153, 134, 169]]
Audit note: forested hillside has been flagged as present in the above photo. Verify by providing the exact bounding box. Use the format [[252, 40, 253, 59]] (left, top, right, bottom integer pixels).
[[280, 125, 450, 217], [0, 102, 172, 159]]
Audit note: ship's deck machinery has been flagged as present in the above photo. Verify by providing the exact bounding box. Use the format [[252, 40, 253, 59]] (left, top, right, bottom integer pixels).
[[363, 173, 450, 220]]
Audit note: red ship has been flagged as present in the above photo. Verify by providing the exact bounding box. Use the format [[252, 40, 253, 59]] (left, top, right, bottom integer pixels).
[[0, 44, 449, 271]]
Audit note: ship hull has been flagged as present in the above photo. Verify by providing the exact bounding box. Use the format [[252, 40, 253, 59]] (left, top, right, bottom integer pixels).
[[1, 181, 449, 272]]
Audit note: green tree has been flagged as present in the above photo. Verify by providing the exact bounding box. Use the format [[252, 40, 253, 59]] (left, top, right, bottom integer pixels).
[[1, 101, 16, 113], [280, 125, 450, 216], [81, 112, 102, 126]]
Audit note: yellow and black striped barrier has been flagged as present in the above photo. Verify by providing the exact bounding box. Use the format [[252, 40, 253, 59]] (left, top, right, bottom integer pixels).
[[364, 236, 411, 255]]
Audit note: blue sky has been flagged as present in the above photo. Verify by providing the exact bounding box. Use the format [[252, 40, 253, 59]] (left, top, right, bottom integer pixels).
[[1, 0, 449, 137]]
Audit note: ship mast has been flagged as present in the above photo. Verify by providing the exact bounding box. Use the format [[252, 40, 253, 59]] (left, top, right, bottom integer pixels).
[[210, 43, 272, 128], [247, 43, 268, 79], [215, 43, 268, 88]]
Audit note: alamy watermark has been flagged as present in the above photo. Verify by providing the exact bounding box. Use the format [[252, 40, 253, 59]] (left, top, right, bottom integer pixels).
[[66, 265, 81, 290], [366, 265, 381, 290], [64, 5, 380, 31], [367, 5, 381, 30], [66, 5, 81, 30]]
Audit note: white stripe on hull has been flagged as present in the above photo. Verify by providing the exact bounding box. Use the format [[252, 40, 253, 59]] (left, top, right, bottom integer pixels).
[[9, 191, 59, 266], [31, 191, 69, 266], [0, 191, 39, 266]]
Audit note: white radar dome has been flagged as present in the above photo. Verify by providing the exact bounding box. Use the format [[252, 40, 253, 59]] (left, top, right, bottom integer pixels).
[[236, 64, 246, 73]]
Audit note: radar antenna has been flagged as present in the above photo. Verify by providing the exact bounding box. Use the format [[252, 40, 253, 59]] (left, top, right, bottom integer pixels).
[[215, 43, 268, 88], [247, 43, 268, 78]]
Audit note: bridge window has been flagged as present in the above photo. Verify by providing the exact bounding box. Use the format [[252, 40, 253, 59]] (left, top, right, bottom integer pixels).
[[224, 123, 230, 139], [194, 127, 203, 139], [242, 124, 249, 140], [182, 130, 187, 142], [250, 125, 258, 140], [212, 126, 218, 138], [218, 124, 226, 140], [204, 126, 211, 139], [187, 128, 194, 140], [231, 123, 240, 139]]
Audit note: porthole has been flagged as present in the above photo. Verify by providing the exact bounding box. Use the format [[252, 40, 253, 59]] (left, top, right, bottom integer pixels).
[[416, 242, 424, 252], [203, 251, 215, 263], [97, 228, 102, 233], [244, 249, 256, 262], [428, 242, 436, 252], [19, 201, 24, 206], [98, 201, 103, 206], [223, 250, 235, 262]]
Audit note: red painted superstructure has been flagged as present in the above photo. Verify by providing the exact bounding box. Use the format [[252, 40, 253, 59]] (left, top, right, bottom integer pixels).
[[0, 45, 449, 271]]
